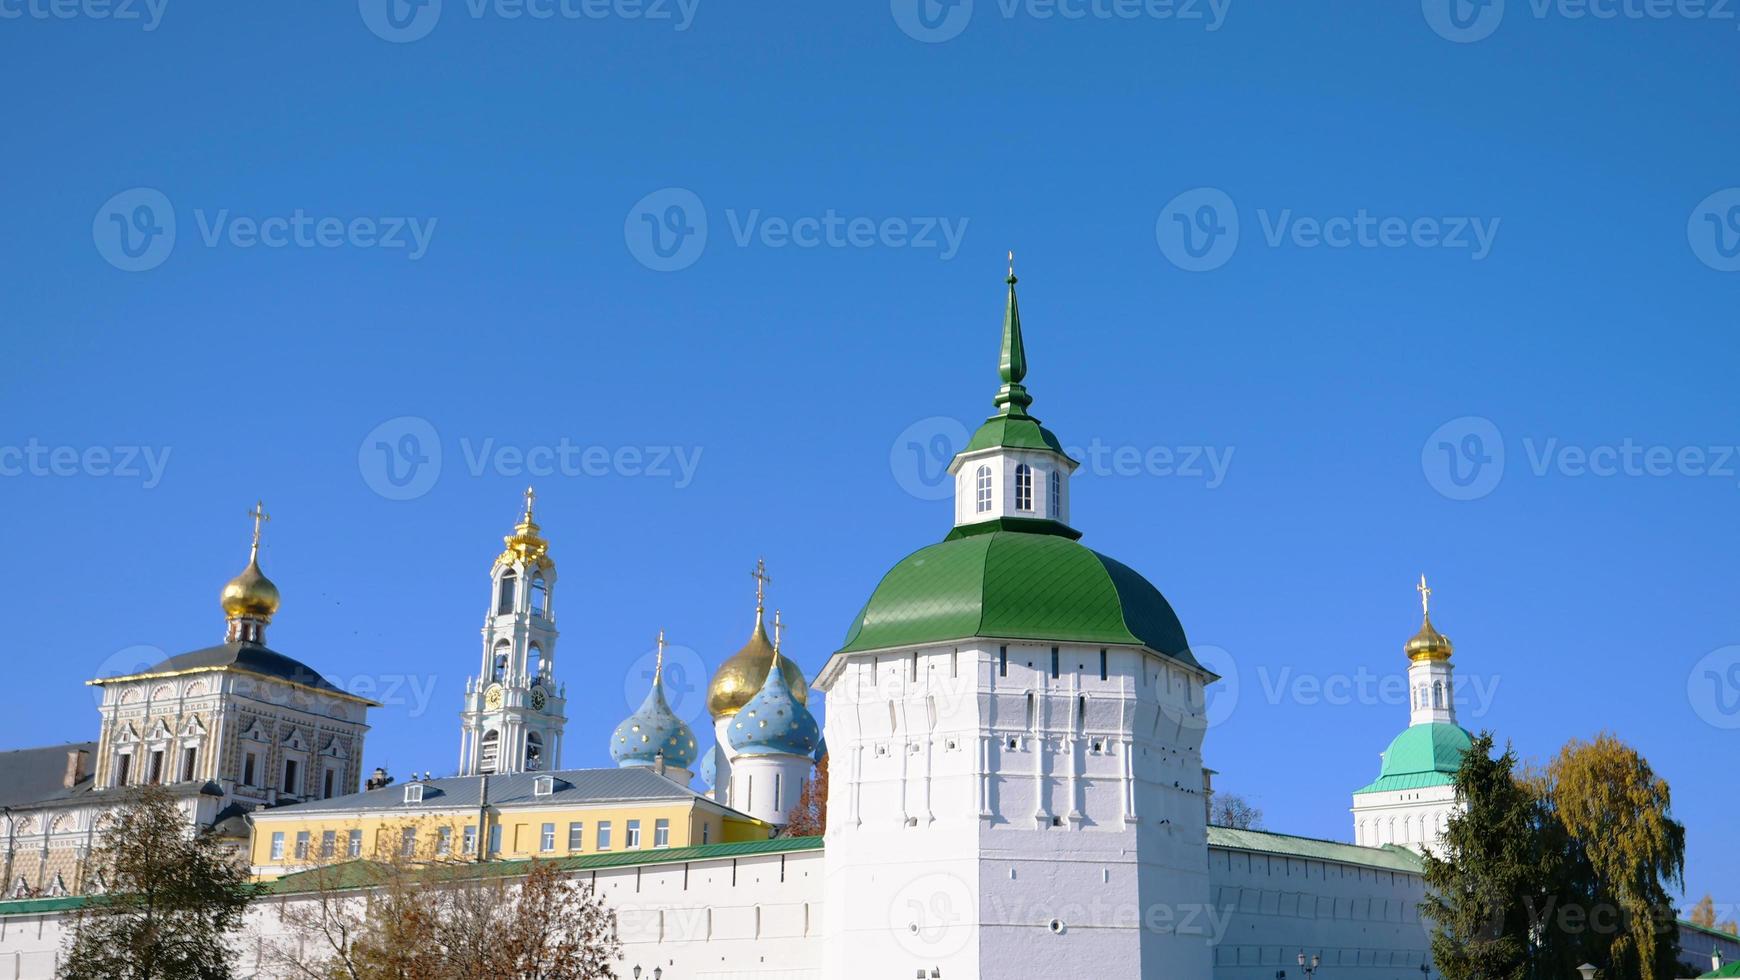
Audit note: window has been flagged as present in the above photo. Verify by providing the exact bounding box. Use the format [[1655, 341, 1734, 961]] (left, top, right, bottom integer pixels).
[[181, 746, 197, 782], [701, 822, 710, 845], [528, 644, 544, 682], [1099, 648, 1108, 682], [347, 830, 363, 857], [148, 750, 164, 785], [1051, 646, 1060, 679], [999, 645, 1007, 678], [975, 465, 993, 513], [774, 774, 783, 811], [626, 820, 641, 849], [654, 818, 670, 848], [437, 826, 452, 856], [1049, 469, 1060, 518], [568, 822, 584, 851], [491, 640, 509, 684], [404, 784, 424, 804], [1432, 682, 1444, 708], [531, 575, 548, 616], [242, 751, 256, 787], [283, 759, 300, 795], [321, 830, 336, 858], [526, 733, 544, 772], [295, 831, 310, 860], [497, 570, 517, 614], [323, 767, 336, 799], [534, 774, 554, 796], [540, 823, 556, 852], [597, 821, 612, 850], [462, 825, 477, 854], [487, 825, 502, 855], [270, 832, 285, 860], [479, 730, 500, 774], [400, 828, 416, 857], [116, 752, 132, 786], [1014, 464, 1034, 512]]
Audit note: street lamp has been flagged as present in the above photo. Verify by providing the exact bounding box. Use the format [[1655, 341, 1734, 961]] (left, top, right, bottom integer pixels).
[[1577, 965, 1599, 980], [1420, 965, 1431, 979], [1298, 951, 1320, 978]]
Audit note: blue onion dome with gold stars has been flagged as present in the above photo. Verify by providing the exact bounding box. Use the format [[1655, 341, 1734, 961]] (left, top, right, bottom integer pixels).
[[727, 612, 821, 759], [699, 747, 719, 790], [610, 633, 699, 770]]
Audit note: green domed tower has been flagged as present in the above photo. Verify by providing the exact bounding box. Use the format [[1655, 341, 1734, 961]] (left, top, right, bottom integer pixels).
[[816, 265, 1216, 980]]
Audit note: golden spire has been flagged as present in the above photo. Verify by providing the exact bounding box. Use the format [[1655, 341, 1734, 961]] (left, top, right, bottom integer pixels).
[[497, 486, 550, 567], [1405, 573, 1453, 662], [221, 499, 281, 625]]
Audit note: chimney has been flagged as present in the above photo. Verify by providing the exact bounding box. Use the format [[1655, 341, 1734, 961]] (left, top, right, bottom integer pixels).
[[654, 750, 667, 777], [64, 749, 90, 789]]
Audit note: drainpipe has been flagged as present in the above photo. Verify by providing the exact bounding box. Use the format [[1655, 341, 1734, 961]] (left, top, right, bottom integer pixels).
[[476, 775, 489, 864]]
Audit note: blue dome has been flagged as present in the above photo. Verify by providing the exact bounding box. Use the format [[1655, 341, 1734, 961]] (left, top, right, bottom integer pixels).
[[611, 668, 699, 770], [727, 652, 821, 758], [812, 736, 828, 763], [699, 746, 719, 789]]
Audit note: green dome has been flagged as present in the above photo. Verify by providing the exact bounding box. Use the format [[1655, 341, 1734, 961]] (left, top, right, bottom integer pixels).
[[1354, 722, 1472, 795], [837, 523, 1194, 663]]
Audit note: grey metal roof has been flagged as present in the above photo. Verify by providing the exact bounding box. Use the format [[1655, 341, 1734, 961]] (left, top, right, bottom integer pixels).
[[258, 767, 717, 817], [94, 641, 374, 703], [0, 743, 96, 809]]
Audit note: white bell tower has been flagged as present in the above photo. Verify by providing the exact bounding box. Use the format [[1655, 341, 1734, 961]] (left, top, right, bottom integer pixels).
[[459, 488, 567, 775]]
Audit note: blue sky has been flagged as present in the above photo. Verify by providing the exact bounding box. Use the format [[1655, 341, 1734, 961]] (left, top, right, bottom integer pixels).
[[2, 0, 1737, 911]]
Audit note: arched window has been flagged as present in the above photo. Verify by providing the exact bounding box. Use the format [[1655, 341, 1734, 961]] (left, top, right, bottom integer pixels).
[[497, 571, 517, 615], [1048, 470, 1060, 518], [479, 730, 500, 774], [1014, 464, 1034, 512], [492, 640, 509, 684], [531, 574, 548, 617], [527, 644, 543, 682], [974, 465, 993, 513], [1432, 681, 1444, 708], [525, 732, 544, 771]]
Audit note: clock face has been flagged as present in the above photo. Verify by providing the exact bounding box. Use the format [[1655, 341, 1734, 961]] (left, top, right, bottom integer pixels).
[[485, 684, 504, 709], [530, 686, 548, 711]]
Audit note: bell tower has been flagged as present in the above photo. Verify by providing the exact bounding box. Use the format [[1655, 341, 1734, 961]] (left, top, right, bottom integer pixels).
[[459, 488, 567, 775]]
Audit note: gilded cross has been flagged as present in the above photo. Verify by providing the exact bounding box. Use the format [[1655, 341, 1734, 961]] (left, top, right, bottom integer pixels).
[[522, 486, 536, 522], [1417, 574, 1432, 618], [752, 557, 773, 611], [655, 629, 666, 683], [246, 500, 270, 560]]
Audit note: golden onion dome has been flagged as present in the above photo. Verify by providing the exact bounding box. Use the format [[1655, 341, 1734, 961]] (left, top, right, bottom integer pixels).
[[221, 557, 280, 621], [1404, 615, 1452, 662], [707, 610, 808, 720]]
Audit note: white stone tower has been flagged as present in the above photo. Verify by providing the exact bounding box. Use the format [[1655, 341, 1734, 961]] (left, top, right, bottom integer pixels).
[[1350, 575, 1470, 855], [815, 265, 1217, 979], [459, 489, 567, 775]]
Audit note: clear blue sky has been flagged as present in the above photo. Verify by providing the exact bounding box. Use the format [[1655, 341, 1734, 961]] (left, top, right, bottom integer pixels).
[[2, 2, 1736, 912]]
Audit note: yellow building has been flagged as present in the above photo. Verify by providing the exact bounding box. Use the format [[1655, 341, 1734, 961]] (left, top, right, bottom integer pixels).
[[247, 767, 769, 879]]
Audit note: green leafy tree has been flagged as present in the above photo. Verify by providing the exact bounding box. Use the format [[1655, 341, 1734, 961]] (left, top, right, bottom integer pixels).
[[59, 786, 254, 980], [1420, 732, 1537, 980]]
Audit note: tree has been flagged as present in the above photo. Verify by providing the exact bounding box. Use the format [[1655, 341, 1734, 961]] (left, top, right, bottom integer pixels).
[[1550, 733, 1685, 980], [1209, 793, 1264, 830], [59, 786, 254, 980], [1691, 894, 1717, 928], [783, 755, 828, 838], [485, 860, 620, 979], [1420, 732, 1537, 980]]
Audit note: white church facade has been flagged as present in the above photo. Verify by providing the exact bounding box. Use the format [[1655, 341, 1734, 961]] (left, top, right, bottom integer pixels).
[[0, 270, 1467, 979]]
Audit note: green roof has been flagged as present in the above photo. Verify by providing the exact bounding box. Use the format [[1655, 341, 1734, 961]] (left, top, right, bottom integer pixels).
[[0, 837, 827, 917], [1354, 722, 1472, 795], [837, 528, 1194, 662], [1206, 826, 1426, 874], [962, 413, 1069, 456], [1700, 963, 1740, 978]]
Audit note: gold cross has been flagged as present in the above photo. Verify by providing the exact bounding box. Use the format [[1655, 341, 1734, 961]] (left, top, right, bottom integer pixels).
[[246, 500, 270, 560], [1417, 573, 1432, 618], [522, 486, 536, 522], [752, 557, 773, 611], [655, 629, 665, 683]]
